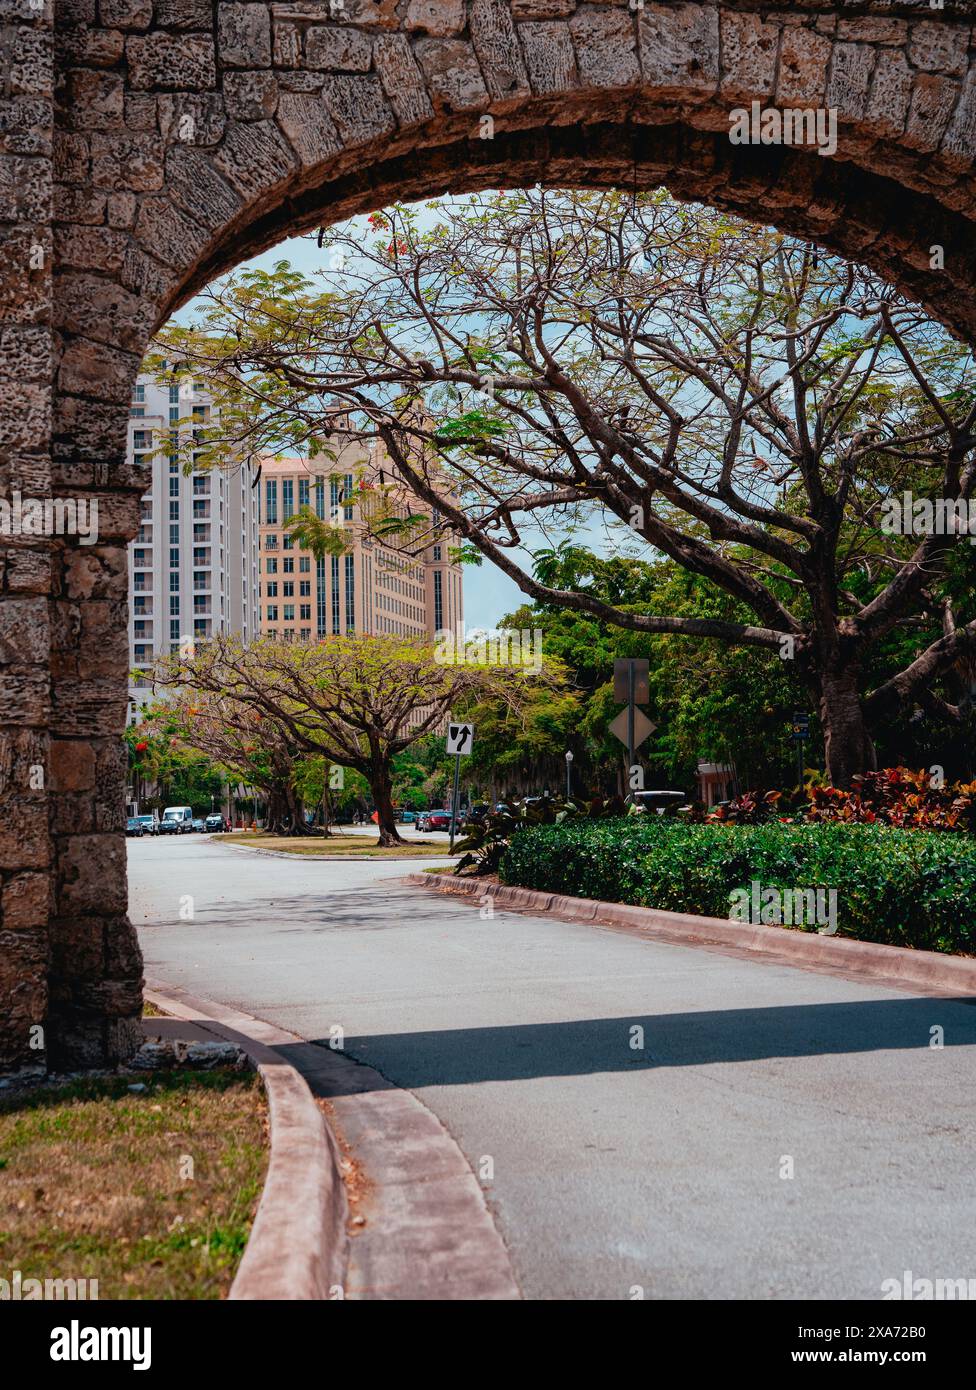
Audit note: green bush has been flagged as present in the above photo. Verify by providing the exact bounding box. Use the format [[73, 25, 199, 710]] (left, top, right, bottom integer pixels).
[[499, 819, 976, 955]]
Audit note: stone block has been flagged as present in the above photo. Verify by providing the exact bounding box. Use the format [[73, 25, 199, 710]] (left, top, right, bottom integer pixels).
[[569, 10, 639, 90], [374, 34, 434, 125], [218, 2, 272, 67], [415, 38, 490, 111]]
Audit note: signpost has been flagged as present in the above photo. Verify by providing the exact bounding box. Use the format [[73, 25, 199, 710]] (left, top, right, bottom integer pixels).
[[446, 721, 475, 852], [612, 659, 653, 795]]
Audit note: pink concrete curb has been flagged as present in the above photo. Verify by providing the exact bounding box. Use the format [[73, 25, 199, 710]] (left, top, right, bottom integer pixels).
[[407, 875, 976, 997], [144, 982, 348, 1301]]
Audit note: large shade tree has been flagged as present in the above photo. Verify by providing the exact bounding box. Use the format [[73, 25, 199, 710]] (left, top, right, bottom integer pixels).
[[161, 691, 319, 834], [154, 633, 553, 844], [157, 190, 976, 786]]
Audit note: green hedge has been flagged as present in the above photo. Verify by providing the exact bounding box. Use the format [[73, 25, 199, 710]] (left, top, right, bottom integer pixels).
[[499, 819, 976, 955]]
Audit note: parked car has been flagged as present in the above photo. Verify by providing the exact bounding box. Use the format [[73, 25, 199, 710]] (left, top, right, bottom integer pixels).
[[191, 817, 206, 833], [135, 814, 158, 836], [161, 805, 194, 833], [631, 790, 688, 816], [204, 813, 227, 832], [397, 810, 417, 824], [420, 809, 452, 832], [125, 816, 144, 837]]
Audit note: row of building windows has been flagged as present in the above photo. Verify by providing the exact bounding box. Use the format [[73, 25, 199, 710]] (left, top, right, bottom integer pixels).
[[262, 475, 354, 525]]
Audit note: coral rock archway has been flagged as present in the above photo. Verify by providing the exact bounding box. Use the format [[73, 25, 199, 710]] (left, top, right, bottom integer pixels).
[[2, 0, 976, 1072]]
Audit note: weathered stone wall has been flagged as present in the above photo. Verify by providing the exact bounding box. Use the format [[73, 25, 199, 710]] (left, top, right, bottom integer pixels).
[[2, 0, 976, 1070]]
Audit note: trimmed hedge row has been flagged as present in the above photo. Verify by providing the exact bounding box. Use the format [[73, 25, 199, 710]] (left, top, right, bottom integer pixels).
[[499, 819, 976, 955]]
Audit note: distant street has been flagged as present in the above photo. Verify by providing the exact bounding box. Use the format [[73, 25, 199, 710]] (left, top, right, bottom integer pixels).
[[130, 834, 976, 1300]]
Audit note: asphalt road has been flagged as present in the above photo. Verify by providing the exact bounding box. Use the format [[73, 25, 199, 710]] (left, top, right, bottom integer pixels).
[[129, 834, 976, 1301]]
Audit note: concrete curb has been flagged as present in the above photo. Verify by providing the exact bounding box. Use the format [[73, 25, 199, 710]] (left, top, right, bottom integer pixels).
[[407, 875, 976, 997], [144, 981, 348, 1301]]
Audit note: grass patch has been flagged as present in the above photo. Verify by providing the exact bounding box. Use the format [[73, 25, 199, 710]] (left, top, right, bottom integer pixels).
[[142, 1000, 169, 1018], [0, 1069, 267, 1300], [221, 833, 453, 858]]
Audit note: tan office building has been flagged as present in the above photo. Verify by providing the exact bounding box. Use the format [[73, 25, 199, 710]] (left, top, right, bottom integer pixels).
[[257, 441, 463, 642]]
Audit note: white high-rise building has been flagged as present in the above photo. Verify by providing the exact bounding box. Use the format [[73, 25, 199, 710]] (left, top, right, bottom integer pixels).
[[126, 372, 260, 722]]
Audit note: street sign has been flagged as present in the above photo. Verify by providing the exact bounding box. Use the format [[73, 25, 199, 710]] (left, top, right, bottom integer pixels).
[[446, 722, 475, 756], [613, 658, 650, 705], [609, 707, 657, 750], [790, 712, 810, 740]]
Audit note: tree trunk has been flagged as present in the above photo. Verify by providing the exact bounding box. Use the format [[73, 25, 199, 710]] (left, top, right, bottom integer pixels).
[[369, 762, 402, 846], [819, 667, 876, 788]]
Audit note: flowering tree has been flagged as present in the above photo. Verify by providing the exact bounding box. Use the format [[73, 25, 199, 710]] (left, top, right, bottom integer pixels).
[[154, 633, 555, 845], [156, 190, 976, 786]]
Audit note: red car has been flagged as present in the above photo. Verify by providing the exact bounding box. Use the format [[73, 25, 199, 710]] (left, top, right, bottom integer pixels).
[[420, 809, 453, 832]]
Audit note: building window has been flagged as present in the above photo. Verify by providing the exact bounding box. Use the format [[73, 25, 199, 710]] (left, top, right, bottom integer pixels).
[[331, 556, 340, 635], [282, 478, 294, 520], [170, 620, 180, 640], [283, 604, 295, 621], [314, 479, 325, 520], [300, 603, 311, 621], [299, 556, 310, 573], [266, 581, 278, 597], [345, 553, 355, 631], [265, 533, 277, 550], [193, 547, 209, 563], [433, 545, 442, 561], [283, 581, 294, 597], [170, 596, 180, 615], [169, 572, 179, 592], [266, 557, 278, 573], [266, 605, 278, 622], [316, 558, 326, 637], [344, 474, 354, 520], [264, 479, 278, 524], [434, 570, 443, 631], [300, 580, 310, 597], [283, 557, 294, 573], [169, 525, 179, 545], [298, 477, 309, 509]]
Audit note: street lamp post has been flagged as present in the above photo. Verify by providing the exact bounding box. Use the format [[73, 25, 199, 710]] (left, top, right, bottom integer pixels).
[[565, 749, 574, 800]]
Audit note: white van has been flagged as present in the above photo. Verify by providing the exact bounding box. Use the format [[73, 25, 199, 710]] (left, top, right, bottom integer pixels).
[[160, 805, 193, 834]]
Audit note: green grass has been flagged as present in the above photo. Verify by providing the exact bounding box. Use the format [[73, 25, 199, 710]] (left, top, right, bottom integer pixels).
[[0, 1069, 267, 1299], [222, 833, 454, 858]]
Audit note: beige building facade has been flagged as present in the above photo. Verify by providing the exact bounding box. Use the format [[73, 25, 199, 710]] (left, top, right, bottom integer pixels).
[[257, 442, 463, 643]]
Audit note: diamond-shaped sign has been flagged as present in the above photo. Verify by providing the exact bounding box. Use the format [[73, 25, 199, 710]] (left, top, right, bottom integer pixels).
[[609, 708, 657, 750]]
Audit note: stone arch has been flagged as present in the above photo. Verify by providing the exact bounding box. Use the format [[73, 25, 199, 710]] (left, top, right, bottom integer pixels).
[[3, 0, 976, 1071]]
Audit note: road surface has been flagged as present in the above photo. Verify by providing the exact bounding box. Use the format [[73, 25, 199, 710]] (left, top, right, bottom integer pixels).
[[129, 834, 976, 1300]]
